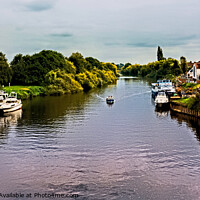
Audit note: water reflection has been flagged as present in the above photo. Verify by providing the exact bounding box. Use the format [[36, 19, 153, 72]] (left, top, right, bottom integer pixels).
[[21, 92, 98, 125], [1, 78, 200, 199], [170, 111, 200, 141], [155, 110, 169, 118], [0, 109, 22, 141], [0, 109, 22, 129]]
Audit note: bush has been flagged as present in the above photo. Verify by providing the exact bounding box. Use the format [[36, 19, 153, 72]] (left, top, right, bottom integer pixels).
[[187, 94, 200, 110], [45, 69, 83, 94]]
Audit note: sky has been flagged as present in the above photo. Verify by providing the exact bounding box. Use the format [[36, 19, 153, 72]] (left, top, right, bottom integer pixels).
[[0, 0, 199, 64]]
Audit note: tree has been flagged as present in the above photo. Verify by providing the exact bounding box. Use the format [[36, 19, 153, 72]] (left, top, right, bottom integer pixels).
[[68, 52, 90, 73], [11, 50, 69, 85], [11, 54, 28, 85], [180, 56, 188, 74], [0, 52, 12, 86], [157, 46, 165, 61], [85, 57, 102, 70], [124, 62, 132, 69]]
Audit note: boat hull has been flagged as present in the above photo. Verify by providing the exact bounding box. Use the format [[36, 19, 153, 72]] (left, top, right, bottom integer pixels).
[[106, 99, 114, 104], [0, 104, 22, 114], [155, 102, 169, 109]]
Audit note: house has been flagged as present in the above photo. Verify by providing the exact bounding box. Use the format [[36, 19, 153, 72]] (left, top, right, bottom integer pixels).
[[187, 61, 200, 83]]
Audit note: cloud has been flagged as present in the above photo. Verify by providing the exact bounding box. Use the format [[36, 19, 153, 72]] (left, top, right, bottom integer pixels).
[[24, 1, 54, 12], [126, 34, 197, 48], [1, 0, 199, 63], [49, 33, 73, 38], [127, 42, 157, 48]]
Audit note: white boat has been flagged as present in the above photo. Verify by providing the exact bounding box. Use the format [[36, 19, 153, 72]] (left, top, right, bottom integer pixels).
[[155, 92, 169, 108], [0, 91, 8, 106], [0, 92, 22, 114], [151, 79, 176, 98], [106, 96, 114, 104]]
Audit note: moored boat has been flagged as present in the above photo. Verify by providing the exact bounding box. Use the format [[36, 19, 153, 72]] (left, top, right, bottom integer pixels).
[[106, 96, 114, 104], [0, 92, 22, 114], [151, 79, 175, 98], [0, 91, 8, 106], [155, 92, 169, 108]]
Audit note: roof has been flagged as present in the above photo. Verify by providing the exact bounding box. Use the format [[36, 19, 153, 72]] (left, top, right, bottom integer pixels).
[[194, 61, 200, 69]]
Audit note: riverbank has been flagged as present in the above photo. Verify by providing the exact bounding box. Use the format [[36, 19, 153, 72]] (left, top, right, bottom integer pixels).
[[3, 86, 46, 100], [170, 100, 200, 118]]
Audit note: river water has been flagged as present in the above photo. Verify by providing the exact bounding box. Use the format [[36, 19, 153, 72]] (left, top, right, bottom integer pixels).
[[0, 77, 200, 200]]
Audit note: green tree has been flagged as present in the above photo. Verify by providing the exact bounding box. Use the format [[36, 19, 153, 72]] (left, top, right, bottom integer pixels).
[[85, 57, 102, 70], [11, 50, 69, 85], [0, 52, 12, 86], [124, 62, 132, 69], [69, 52, 90, 73], [45, 69, 83, 95], [157, 46, 165, 61], [180, 56, 188, 74]]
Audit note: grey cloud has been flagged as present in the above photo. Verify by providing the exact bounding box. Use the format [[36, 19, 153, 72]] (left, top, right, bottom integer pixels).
[[161, 34, 197, 47], [25, 1, 54, 12], [126, 34, 197, 48], [49, 33, 73, 38], [127, 42, 157, 48]]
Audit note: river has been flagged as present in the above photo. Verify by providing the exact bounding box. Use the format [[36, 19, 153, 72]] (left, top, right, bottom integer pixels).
[[0, 77, 200, 200]]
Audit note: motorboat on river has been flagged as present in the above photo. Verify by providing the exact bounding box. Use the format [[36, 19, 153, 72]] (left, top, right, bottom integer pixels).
[[155, 92, 169, 108], [0, 92, 22, 114], [106, 96, 114, 104], [151, 79, 175, 98]]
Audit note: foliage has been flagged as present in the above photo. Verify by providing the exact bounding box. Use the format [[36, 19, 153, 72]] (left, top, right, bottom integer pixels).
[[69, 52, 92, 73], [193, 84, 200, 90], [11, 50, 71, 85], [121, 64, 140, 76], [180, 56, 188, 74], [75, 69, 117, 91], [45, 69, 83, 95], [121, 58, 182, 80], [85, 57, 102, 70], [3, 50, 118, 96], [187, 94, 200, 110], [181, 83, 197, 89], [157, 46, 165, 61], [0, 52, 12, 86], [116, 63, 124, 70], [175, 97, 190, 104], [4, 85, 46, 100], [175, 94, 200, 111], [102, 62, 119, 76]]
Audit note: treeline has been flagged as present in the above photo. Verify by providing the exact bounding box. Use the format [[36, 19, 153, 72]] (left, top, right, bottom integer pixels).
[[121, 46, 188, 80], [0, 50, 119, 95], [121, 58, 182, 80]]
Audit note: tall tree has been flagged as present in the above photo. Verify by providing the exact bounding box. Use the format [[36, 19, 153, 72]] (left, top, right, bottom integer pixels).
[[157, 46, 164, 61], [180, 56, 188, 74], [0, 52, 12, 86]]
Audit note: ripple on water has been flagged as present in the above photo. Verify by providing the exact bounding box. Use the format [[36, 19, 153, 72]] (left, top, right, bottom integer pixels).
[[1, 79, 200, 200]]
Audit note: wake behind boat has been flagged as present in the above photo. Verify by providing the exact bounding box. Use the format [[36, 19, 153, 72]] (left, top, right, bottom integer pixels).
[[0, 92, 22, 115]]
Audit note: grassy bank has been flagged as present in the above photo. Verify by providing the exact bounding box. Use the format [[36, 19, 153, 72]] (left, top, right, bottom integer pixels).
[[173, 95, 200, 111], [3, 86, 46, 100]]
